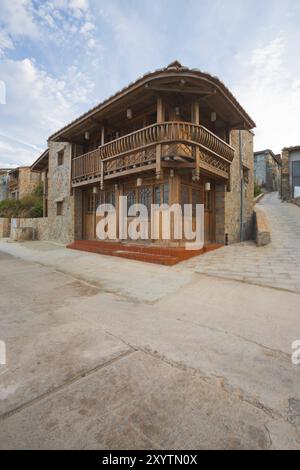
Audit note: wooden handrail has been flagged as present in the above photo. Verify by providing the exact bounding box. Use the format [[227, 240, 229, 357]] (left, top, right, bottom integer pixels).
[[72, 122, 234, 180]]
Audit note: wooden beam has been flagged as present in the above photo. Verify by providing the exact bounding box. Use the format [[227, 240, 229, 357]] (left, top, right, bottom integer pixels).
[[147, 84, 216, 97]]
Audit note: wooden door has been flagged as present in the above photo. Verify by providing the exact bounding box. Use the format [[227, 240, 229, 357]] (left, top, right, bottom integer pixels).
[[83, 189, 96, 240]]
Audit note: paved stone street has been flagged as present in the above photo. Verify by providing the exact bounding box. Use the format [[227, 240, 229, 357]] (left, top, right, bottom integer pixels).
[[0, 195, 300, 449], [183, 192, 300, 293]]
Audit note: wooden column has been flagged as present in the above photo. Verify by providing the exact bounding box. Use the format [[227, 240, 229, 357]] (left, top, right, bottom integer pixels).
[[156, 96, 164, 124], [115, 183, 120, 241], [156, 96, 164, 180], [101, 125, 105, 146], [192, 99, 200, 180], [191, 99, 200, 125]]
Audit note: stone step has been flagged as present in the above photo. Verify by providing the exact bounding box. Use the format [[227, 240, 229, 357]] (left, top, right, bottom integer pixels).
[[67, 240, 223, 265]]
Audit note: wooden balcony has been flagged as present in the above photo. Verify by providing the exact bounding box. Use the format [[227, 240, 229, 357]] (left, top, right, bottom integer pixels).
[[71, 121, 235, 187]]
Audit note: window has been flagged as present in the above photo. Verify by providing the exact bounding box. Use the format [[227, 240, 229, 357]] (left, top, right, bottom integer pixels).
[[162, 183, 169, 204], [57, 150, 64, 166], [154, 186, 161, 205], [86, 194, 96, 213], [154, 183, 169, 205], [139, 186, 152, 215], [56, 201, 63, 216], [181, 185, 189, 211], [125, 190, 136, 215]]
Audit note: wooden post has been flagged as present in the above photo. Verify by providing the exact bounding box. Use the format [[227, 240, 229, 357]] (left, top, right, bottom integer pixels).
[[69, 143, 74, 195], [156, 96, 164, 124], [156, 144, 162, 180], [115, 183, 120, 241], [226, 167, 231, 192], [101, 126, 105, 146], [194, 148, 201, 181], [191, 100, 200, 125], [192, 100, 200, 181], [156, 96, 164, 180], [100, 161, 104, 190]]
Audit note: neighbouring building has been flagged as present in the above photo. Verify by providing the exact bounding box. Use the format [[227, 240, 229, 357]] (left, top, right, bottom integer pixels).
[[8, 166, 41, 200], [0, 168, 14, 201], [254, 149, 281, 191], [31, 61, 256, 248], [281, 145, 300, 201]]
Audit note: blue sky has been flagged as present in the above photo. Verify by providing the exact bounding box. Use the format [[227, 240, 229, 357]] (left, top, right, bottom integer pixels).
[[0, 0, 300, 167]]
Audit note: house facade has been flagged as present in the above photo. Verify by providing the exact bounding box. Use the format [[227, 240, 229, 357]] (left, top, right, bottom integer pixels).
[[8, 166, 41, 200], [31, 62, 255, 248], [254, 149, 281, 192], [281, 145, 300, 201]]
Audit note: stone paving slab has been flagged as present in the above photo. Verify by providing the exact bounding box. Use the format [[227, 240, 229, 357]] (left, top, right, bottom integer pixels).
[[182, 193, 300, 293]]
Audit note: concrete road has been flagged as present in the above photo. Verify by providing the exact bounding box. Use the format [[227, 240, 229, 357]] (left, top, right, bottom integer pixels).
[[0, 240, 300, 449]]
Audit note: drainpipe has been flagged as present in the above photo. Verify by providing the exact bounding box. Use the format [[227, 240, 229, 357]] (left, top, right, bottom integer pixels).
[[239, 130, 244, 241]]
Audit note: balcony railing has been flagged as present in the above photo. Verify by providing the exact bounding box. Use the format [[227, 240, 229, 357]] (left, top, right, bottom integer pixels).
[[72, 121, 235, 183]]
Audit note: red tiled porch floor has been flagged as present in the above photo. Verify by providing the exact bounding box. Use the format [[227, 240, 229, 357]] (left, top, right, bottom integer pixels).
[[67, 240, 223, 266]]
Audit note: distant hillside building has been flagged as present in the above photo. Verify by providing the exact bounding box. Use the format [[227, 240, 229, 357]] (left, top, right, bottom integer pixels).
[[281, 146, 300, 201], [8, 167, 41, 200], [254, 149, 281, 191]]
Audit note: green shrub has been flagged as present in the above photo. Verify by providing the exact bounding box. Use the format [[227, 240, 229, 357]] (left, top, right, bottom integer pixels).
[[0, 183, 44, 218], [254, 183, 262, 198]]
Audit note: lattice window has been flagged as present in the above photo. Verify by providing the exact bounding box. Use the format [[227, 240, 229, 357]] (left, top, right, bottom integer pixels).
[[125, 190, 136, 215]]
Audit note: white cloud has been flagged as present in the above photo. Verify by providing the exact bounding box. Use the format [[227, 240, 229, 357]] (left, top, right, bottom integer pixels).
[[81, 21, 95, 34], [0, 57, 94, 166], [0, 30, 14, 57], [0, 0, 39, 39], [234, 37, 300, 153]]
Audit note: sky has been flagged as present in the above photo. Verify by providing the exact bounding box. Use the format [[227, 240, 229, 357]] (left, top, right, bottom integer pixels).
[[0, 0, 299, 167]]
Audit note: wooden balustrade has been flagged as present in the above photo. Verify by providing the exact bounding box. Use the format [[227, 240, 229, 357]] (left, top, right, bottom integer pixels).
[[72, 122, 234, 182]]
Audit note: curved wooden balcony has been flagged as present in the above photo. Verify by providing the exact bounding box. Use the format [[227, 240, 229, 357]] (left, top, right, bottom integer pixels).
[[72, 121, 235, 185]]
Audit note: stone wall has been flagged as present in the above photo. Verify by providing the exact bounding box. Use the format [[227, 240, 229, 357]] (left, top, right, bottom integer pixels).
[[265, 154, 280, 192], [0, 173, 9, 201], [10, 217, 49, 240], [281, 149, 291, 200], [224, 130, 254, 243], [0, 218, 10, 237], [18, 168, 41, 199], [46, 141, 75, 244], [254, 151, 280, 192], [7, 142, 77, 246], [254, 153, 267, 187]]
